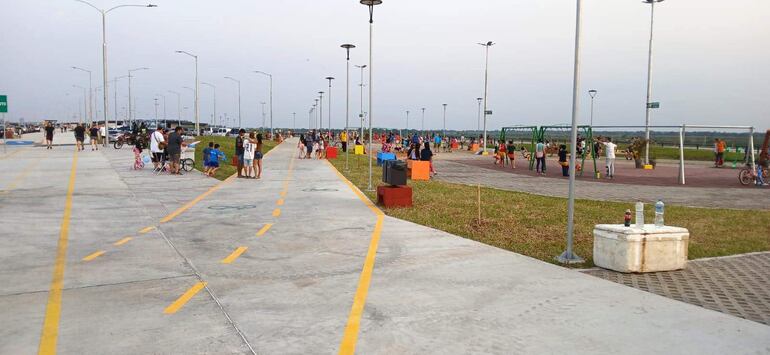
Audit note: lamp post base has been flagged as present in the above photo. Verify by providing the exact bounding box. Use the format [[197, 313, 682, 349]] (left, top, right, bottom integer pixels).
[[556, 250, 585, 264]]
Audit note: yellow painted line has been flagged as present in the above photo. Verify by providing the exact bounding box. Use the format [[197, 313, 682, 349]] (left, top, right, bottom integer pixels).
[[159, 177, 234, 224], [221, 246, 248, 264], [163, 281, 207, 314], [272, 208, 281, 217], [0, 159, 41, 194], [38, 151, 78, 354], [138, 226, 156, 234], [113, 237, 133, 246], [279, 190, 287, 197], [325, 160, 386, 355], [81, 250, 105, 262], [256, 223, 273, 237], [276, 198, 284, 206]]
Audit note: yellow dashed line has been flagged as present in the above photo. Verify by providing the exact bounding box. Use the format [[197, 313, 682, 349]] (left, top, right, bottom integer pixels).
[[82, 250, 106, 261], [138, 226, 156, 234], [276, 199, 284, 206], [113, 237, 133, 246], [164, 282, 207, 314], [221, 246, 248, 264], [256, 224, 273, 237], [272, 208, 281, 217]]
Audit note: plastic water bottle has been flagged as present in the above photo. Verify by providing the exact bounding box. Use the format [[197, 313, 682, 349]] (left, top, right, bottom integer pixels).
[[655, 200, 665, 227], [635, 201, 644, 228]]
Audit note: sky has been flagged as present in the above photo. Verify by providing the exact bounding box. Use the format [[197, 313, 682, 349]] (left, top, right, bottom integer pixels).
[[1, 0, 769, 131]]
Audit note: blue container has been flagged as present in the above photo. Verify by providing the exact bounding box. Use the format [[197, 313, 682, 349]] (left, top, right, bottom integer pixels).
[[377, 152, 397, 166]]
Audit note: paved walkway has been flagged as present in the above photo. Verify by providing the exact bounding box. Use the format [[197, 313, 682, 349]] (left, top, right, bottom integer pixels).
[[432, 152, 769, 210], [583, 252, 770, 326], [1, 139, 769, 354]]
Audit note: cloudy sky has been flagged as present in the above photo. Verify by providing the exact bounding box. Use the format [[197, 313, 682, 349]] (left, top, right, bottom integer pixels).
[[1, 0, 768, 131]]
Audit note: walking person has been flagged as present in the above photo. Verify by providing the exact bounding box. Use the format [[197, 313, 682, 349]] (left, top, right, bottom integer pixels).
[[166, 126, 185, 175], [535, 139, 546, 175], [558, 144, 569, 177], [73, 123, 85, 151], [253, 133, 264, 179], [89, 124, 100, 151], [44, 122, 55, 149], [236, 129, 246, 178], [602, 137, 617, 179], [149, 126, 165, 170]]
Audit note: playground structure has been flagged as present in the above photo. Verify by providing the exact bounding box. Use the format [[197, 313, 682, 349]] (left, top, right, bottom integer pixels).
[[500, 124, 761, 185]]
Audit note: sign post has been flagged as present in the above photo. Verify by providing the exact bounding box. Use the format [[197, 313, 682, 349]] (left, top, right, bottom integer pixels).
[[0, 95, 7, 153], [646, 102, 660, 109]]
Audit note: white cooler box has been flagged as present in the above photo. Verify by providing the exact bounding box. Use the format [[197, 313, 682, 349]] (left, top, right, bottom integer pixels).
[[593, 224, 689, 273]]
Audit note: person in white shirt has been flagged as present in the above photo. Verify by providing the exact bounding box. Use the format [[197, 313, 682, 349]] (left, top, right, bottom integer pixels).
[[243, 132, 256, 178], [149, 126, 166, 169], [602, 137, 617, 179]]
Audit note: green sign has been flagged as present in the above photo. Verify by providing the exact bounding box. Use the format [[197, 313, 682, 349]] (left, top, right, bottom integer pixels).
[[485, 110, 493, 115], [0, 95, 7, 113], [647, 102, 660, 109]]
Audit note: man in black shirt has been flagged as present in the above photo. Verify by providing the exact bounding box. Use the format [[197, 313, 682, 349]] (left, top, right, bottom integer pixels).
[[166, 126, 185, 174], [73, 123, 86, 151], [89, 124, 100, 151], [44, 122, 55, 149]]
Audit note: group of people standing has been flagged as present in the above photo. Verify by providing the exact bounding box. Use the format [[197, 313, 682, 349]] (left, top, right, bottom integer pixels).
[[41, 121, 105, 151], [235, 129, 264, 179]]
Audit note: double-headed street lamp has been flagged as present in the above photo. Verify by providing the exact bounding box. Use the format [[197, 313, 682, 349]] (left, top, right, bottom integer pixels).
[[253, 71, 273, 136], [201, 82, 216, 127], [74, 0, 157, 147], [175, 50, 199, 134], [341, 44, 356, 170], [643, 0, 664, 166], [360, 0, 382, 192], [71, 66, 93, 125], [224, 76, 242, 128], [128, 67, 149, 127], [588, 89, 597, 126], [478, 41, 494, 154]]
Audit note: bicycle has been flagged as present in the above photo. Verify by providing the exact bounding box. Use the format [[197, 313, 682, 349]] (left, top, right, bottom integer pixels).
[[738, 164, 769, 186]]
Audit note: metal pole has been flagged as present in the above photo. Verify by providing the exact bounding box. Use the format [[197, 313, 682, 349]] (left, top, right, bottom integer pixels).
[[421, 108, 425, 136], [113, 77, 118, 125], [476, 97, 482, 134], [128, 71, 133, 129], [749, 126, 756, 174], [342, 45, 354, 171], [269, 75, 273, 136], [442, 103, 447, 137], [360, 66, 365, 142], [292, 112, 296, 132], [101, 11, 109, 146], [318, 92, 324, 133], [589, 93, 595, 127], [194, 56, 199, 135], [557, 0, 585, 264], [406, 110, 409, 133], [326, 77, 334, 132], [678, 124, 686, 185], [644, 0, 659, 166], [366, 7, 374, 192], [481, 43, 492, 155]]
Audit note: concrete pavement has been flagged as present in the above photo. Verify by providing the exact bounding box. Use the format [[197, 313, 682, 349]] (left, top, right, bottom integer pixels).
[[1, 139, 769, 354]]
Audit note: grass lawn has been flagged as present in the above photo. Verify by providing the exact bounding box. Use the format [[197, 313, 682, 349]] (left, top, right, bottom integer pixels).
[[330, 153, 770, 267], [192, 135, 278, 180]]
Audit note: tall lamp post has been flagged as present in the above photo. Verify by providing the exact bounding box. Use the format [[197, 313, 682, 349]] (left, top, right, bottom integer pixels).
[[643, 0, 663, 166], [201, 82, 216, 127], [476, 97, 483, 133], [260, 102, 267, 129], [74, 0, 157, 147], [588, 89, 597, 127], [341, 44, 356, 171], [224, 76, 242, 128], [557, 0, 585, 265], [292, 112, 296, 132], [442, 103, 447, 137], [325, 77, 335, 132], [72, 66, 93, 125], [420, 107, 426, 136], [254, 71, 273, 136], [175, 50, 199, 134], [405, 110, 409, 135], [318, 92, 324, 132], [478, 41, 494, 154], [354, 64, 367, 142], [360, 0, 382, 192], [127, 67, 149, 128], [313, 100, 319, 129], [167, 90, 181, 128]]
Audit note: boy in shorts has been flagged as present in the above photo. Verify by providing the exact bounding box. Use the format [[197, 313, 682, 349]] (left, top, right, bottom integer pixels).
[[207, 144, 225, 176], [202, 142, 214, 175]]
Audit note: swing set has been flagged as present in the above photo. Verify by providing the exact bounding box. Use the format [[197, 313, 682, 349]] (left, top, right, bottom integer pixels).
[[499, 125, 596, 175]]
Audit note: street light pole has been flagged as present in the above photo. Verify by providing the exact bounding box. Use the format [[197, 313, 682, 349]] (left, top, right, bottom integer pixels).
[[325, 77, 335, 132], [354, 64, 367, 143], [292, 112, 296, 132], [260, 102, 267, 129], [406, 110, 409, 134], [224, 76, 241, 128], [643, 0, 663, 166], [201, 82, 216, 128], [558, 0, 585, 265], [421, 108, 425, 136], [360, 0, 382, 192], [442, 103, 447, 138], [318, 92, 324, 132], [74, 0, 157, 147], [341, 44, 356, 171], [588, 89, 597, 126], [254, 71, 273, 136], [176, 51, 199, 134], [313, 100, 319, 129], [72, 66, 92, 125], [478, 41, 494, 154], [476, 97, 483, 133]]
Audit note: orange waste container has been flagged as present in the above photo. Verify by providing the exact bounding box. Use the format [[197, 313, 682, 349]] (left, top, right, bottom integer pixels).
[[410, 161, 430, 180]]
